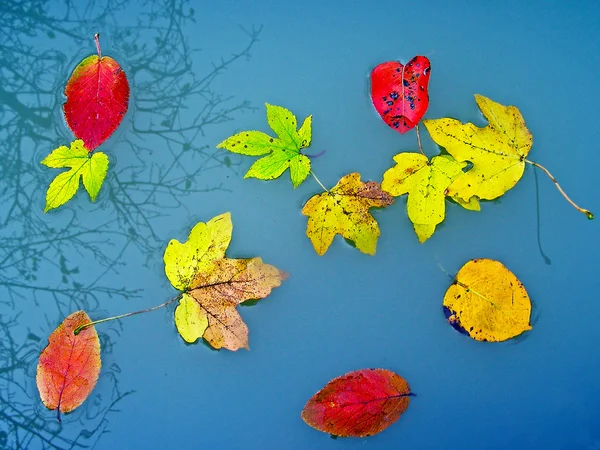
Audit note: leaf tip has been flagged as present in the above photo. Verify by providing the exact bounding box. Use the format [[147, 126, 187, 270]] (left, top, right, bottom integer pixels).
[[279, 270, 290, 281]]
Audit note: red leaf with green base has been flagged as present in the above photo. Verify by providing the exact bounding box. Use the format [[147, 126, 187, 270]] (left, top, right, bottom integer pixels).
[[63, 34, 130, 151]]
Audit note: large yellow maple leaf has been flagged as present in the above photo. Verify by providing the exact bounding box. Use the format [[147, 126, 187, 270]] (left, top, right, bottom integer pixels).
[[423, 94, 532, 202], [163, 213, 287, 351]]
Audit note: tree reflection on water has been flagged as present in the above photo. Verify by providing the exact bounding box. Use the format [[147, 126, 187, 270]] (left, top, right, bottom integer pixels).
[[0, 0, 258, 447]]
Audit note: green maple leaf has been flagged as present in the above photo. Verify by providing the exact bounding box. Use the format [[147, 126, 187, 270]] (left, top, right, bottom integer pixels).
[[41, 140, 109, 212], [217, 103, 312, 188]]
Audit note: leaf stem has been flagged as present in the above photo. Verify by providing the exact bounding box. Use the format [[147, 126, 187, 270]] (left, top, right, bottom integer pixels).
[[73, 293, 182, 335], [415, 123, 425, 156], [524, 159, 594, 220], [311, 171, 329, 193], [94, 33, 101, 58]]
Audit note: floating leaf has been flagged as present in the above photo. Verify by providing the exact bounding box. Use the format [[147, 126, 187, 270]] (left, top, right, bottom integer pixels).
[[217, 103, 312, 187], [443, 258, 532, 342], [163, 213, 287, 350], [423, 94, 532, 202], [36, 311, 101, 421], [423, 94, 593, 219], [41, 139, 109, 212], [302, 368, 413, 438], [381, 153, 473, 242], [301, 173, 394, 255], [371, 56, 431, 134], [63, 34, 130, 151]]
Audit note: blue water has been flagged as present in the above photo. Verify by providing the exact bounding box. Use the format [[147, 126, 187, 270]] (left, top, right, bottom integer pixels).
[[1, 0, 599, 448]]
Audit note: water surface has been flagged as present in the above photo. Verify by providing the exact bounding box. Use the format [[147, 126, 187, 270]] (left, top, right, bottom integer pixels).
[[1, 0, 599, 449]]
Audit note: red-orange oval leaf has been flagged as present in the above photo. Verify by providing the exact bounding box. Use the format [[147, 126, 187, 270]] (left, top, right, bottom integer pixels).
[[301, 368, 414, 438], [371, 56, 431, 134], [63, 34, 130, 151], [36, 311, 101, 421]]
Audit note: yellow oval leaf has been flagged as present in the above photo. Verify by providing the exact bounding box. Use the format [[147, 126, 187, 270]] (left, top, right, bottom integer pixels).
[[443, 258, 532, 342]]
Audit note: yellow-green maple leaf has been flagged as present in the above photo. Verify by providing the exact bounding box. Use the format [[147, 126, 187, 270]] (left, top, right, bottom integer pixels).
[[423, 94, 532, 202], [301, 173, 394, 256], [216, 103, 312, 188], [381, 153, 468, 243], [163, 213, 287, 351], [41, 139, 109, 212]]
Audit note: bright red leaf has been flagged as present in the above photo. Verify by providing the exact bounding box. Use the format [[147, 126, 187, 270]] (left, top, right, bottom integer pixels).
[[36, 311, 101, 421], [301, 368, 414, 438], [370, 56, 431, 134], [63, 34, 130, 151]]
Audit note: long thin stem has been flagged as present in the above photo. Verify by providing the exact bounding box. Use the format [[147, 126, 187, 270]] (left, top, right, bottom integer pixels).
[[415, 123, 425, 156], [74, 293, 182, 335], [525, 159, 594, 220], [311, 171, 328, 193]]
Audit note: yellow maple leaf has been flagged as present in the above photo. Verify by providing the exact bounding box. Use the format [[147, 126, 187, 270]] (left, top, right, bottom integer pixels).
[[163, 213, 287, 351], [423, 94, 593, 219], [423, 94, 532, 202], [301, 173, 394, 256], [443, 258, 532, 342], [381, 153, 470, 243]]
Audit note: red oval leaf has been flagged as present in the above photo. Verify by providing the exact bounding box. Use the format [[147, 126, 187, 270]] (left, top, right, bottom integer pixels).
[[36, 311, 101, 421], [370, 56, 431, 134], [63, 34, 130, 151], [301, 368, 413, 438]]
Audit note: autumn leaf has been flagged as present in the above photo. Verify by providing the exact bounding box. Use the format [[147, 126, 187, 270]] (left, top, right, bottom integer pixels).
[[301, 173, 393, 256], [63, 34, 130, 151], [371, 56, 431, 134], [302, 368, 414, 438], [381, 153, 474, 243], [163, 213, 287, 350], [36, 311, 101, 421], [41, 139, 109, 212], [423, 94, 593, 219], [423, 94, 532, 202], [217, 103, 312, 187], [443, 258, 532, 342]]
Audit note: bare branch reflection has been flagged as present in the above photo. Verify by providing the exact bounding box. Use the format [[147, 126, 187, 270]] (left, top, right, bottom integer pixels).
[[0, 0, 258, 447]]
